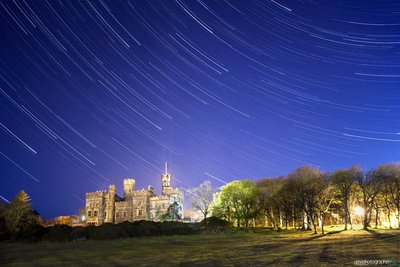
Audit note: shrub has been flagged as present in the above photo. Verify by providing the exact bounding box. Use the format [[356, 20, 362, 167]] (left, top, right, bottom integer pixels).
[[201, 216, 232, 232], [42, 224, 72, 242], [11, 224, 47, 242], [91, 223, 123, 240], [69, 226, 89, 241], [158, 221, 193, 235], [131, 220, 159, 237]]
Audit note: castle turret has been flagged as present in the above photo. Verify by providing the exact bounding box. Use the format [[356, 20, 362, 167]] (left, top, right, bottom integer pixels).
[[105, 185, 116, 223], [161, 162, 171, 195], [123, 178, 135, 198]]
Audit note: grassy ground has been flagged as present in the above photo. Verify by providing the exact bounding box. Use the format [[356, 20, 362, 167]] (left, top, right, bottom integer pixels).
[[0, 226, 398, 266]]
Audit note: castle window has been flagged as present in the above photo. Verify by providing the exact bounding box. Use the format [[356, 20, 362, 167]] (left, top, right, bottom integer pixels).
[[104, 212, 107, 217], [138, 210, 143, 216], [88, 211, 92, 217], [116, 212, 119, 218], [138, 201, 142, 205], [94, 210, 98, 217], [96, 203, 99, 208], [123, 212, 126, 218]]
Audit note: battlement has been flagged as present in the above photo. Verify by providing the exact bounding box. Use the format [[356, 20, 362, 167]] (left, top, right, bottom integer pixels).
[[132, 188, 153, 195], [86, 191, 106, 197], [150, 195, 169, 200]]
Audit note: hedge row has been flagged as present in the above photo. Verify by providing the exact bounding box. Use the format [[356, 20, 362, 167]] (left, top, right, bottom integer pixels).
[[1, 220, 198, 242]]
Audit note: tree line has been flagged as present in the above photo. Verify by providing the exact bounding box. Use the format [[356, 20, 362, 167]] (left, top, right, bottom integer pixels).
[[188, 163, 399, 233]]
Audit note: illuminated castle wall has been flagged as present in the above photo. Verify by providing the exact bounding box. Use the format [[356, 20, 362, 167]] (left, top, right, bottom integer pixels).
[[85, 166, 184, 226]]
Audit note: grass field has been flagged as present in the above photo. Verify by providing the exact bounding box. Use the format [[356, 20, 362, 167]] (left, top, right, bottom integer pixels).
[[0, 227, 399, 266]]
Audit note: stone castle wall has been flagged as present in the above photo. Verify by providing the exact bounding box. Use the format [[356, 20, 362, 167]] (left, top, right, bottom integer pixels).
[[84, 171, 183, 226]]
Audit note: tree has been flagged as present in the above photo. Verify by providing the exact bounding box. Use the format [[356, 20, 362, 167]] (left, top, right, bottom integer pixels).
[[316, 174, 336, 234], [212, 180, 259, 228], [331, 168, 356, 230], [160, 202, 181, 221], [376, 163, 400, 228], [354, 166, 382, 230], [2, 190, 37, 233], [257, 177, 284, 228], [187, 180, 218, 223], [288, 166, 323, 234]]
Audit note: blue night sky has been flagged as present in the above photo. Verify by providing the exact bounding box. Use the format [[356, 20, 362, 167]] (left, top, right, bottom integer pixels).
[[0, 1, 399, 218]]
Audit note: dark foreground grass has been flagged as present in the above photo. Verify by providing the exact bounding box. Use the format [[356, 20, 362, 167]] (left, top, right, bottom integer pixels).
[[0, 227, 399, 266]]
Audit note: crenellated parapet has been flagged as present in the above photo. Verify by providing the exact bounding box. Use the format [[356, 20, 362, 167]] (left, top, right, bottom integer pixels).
[[86, 191, 106, 198]]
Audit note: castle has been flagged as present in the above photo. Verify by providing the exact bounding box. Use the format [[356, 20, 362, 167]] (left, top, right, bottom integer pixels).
[[85, 164, 184, 226]]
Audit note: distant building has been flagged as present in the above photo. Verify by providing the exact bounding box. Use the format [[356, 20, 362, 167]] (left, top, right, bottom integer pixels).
[[84, 164, 184, 226], [183, 209, 203, 223]]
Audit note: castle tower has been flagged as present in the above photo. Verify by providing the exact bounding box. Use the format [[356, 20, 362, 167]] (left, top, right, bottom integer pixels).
[[123, 178, 135, 198], [161, 162, 171, 195], [105, 185, 116, 223]]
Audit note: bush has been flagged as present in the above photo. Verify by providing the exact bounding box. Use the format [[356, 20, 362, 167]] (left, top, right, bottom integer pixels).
[[201, 216, 232, 232], [42, 224, 72, 242], [2, 220, 197, 242], [69, 226, 89, 241], [117, 221, 137, 238], [0, 216, 10, 242], [131, 220, 159, 237], [11, 224, 47, 242], [91, 223, 123, 240], [158, 221, 193, 235]]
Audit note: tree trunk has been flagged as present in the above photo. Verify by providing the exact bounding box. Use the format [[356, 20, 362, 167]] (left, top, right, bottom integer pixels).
[[387, 208, 392, 229], [349, 213, 353, 230], [344, 198, 349, 230], [312, 216, 317, 234], [396, 201, 400, 228], [367, 207, 373, 227], [375, 206, 379, 229], [285, 215, 288, 230], [363, 206, 368, 230], [301, 212, 306, 230], [321, 213, 325, 234]]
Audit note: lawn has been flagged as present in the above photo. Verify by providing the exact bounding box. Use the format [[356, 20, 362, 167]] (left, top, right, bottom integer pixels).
[[0, 227, 398, 266]]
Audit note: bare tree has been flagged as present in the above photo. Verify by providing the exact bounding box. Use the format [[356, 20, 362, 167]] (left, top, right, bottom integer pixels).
[[331, 168, 356, 230], [316, 174, 336, 234], [257, 177, 284, 228], [187, 180, 218, 223], [376, 163, 400, 228], [288, 166, 323, 234], [353, 166, 381, 230]]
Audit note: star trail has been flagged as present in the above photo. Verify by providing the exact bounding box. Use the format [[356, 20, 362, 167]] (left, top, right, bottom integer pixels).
[[1, 1, 399, 218]]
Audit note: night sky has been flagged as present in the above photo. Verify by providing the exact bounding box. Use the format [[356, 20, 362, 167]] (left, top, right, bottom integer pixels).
[[1, 1, 399, 218]]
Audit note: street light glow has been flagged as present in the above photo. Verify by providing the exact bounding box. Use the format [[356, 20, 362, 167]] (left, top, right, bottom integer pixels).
[[354, 206, 364, 216]]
